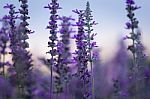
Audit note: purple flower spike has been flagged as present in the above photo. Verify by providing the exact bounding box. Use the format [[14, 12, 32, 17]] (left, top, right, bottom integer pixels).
[[54, 16, 74, 94], [72, 6, 91, 98], [3, 1, 34, 98], [125, 0, 148, 98], [84, 2, 98, 99], [44, 0, 61, 96]]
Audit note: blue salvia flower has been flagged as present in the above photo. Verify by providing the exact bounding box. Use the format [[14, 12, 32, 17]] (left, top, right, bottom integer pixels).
[[3, 2, 33, 98], [54, 16, 74, 94], [73, 9, 91, 99], [17, 0, 34, 98], [125, 0, 140, 80], [0, 18, 10, 76], [84, 2, 98, 99], [3, 4, 19, 78], [125, 0, 147, 98], [44, 0, 61, 97], [3, 6, 24, 97], [3, 4, 22, 86], [3, 4, 18, 52], [125, 0, 139, 98]]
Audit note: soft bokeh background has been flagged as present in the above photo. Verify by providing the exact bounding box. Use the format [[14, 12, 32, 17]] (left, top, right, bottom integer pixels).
[[0, 0, 150, 62]]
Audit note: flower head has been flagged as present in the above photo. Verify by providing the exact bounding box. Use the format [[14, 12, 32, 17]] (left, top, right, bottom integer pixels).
[[126, 0, 135, 5]]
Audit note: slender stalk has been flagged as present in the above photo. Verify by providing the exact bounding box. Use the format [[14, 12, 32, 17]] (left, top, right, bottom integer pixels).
[[88, 31, 95, 99], [132, 31, 136, 99], [50, 54, 53, 98], [2, 51, 5, 76], [91, 61, 95, 99], [87, 17, 95, 99], [84, 2, 98, 98], [44, 1, 61, 98], [88, 24, 95, 99], [125, 0, 142, 98]]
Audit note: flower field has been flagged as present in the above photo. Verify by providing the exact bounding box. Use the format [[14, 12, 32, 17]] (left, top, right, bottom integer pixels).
[[0, 0, 150, 99]]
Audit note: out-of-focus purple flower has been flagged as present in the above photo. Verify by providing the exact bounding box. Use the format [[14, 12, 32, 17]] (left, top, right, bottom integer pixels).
[[90, 42, 98, 48], [105, 39, 130, 98], [123, 35, 131, 40], [0, 75, 15, 98], [92, 49, 100, 61]]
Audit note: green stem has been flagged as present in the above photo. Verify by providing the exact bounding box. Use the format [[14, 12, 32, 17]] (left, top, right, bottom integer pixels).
[[88, 24, 95, 99], [131, 19, 138, 99], [50, 53, 53, 99]]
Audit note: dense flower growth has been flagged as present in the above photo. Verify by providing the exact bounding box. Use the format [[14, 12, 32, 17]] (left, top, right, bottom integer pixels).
[[0, 0, 149, 99]]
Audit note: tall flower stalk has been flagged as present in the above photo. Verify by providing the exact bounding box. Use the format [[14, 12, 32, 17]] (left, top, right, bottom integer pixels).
[[84, 2, 98, 99], [125, 0, 140, 70], [3, 1, 33, 98], [18, 0, 34, 98], [3, 3, 19, 81], [73, 9, 91, 99], [125, 0, 147, 98], [3, 4, 19, 80], [125, 0, 139, 98], [44, 0, 61, 97], [54, 16, 73, 96]]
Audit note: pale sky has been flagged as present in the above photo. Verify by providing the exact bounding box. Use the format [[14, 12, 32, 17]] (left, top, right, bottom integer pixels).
[[0, 0, 150, 61]]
